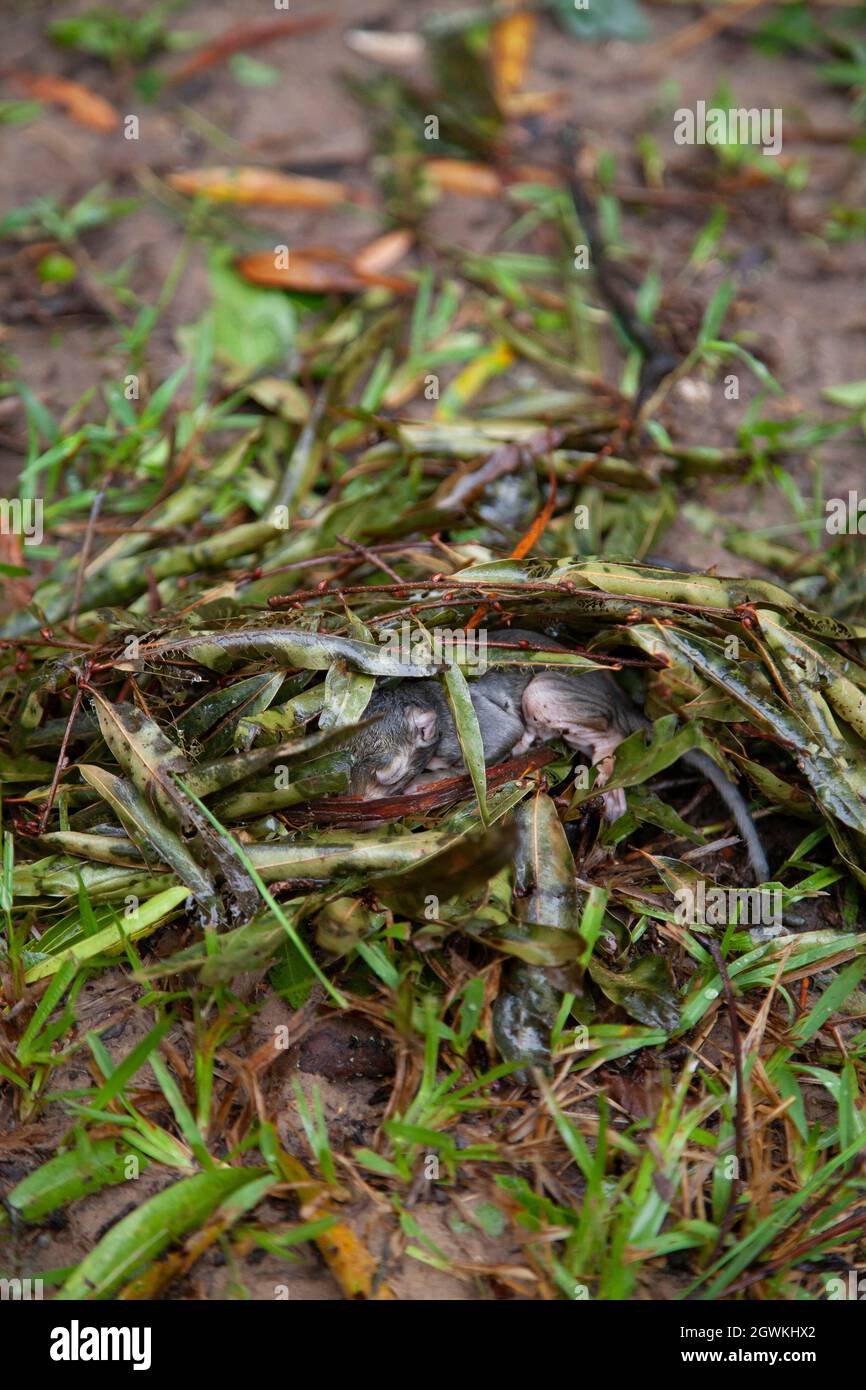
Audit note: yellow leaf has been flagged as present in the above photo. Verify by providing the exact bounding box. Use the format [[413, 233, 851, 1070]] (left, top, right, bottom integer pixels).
[[168, 166, 362, 208], [491, 10, 537, 103], [437, 340, 515, 419]]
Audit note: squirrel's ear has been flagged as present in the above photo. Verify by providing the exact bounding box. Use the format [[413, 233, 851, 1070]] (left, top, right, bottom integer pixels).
[[409, 705, 439, 746]]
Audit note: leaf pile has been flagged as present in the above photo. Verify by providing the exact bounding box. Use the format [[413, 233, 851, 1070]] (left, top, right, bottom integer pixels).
[[2, 3, 866, 1303]]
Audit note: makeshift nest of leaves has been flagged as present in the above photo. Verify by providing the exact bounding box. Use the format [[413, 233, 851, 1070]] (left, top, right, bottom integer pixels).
[[6, 541, 866, 1045]]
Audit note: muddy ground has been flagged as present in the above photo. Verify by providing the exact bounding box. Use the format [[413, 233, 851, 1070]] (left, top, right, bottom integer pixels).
[[2, 0, 865, 1299]]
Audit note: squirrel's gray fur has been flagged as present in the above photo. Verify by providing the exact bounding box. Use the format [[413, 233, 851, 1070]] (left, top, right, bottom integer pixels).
[[343, 628, 769, 883]]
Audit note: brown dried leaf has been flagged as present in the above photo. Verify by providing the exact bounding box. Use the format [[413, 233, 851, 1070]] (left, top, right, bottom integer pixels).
[[15, 74, 118, 133], [427, 159, 503, 199], [236, 247, 412, 295], [167, 15, 330, 84], [344, 29, 424, 66], [352, 229, 413, 277]]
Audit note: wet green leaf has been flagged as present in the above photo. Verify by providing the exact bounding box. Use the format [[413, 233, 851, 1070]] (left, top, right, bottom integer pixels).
[[57, 1167, 270, 1300], [8, 1142, 146, 1221], [78, 765, 220, 925], [442, 663, 489, 822]]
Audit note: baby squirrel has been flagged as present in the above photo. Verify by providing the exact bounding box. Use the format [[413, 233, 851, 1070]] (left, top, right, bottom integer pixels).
[[345, 628, 769, 883]]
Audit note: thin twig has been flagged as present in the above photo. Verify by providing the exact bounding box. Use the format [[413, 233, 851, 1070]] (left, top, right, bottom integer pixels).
[[37, 684, 84, 834], [695, 934, 748, 1265], [643, 0, 769, 64], [69, 479, 110, 633], [335, 534, 402, 583]]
